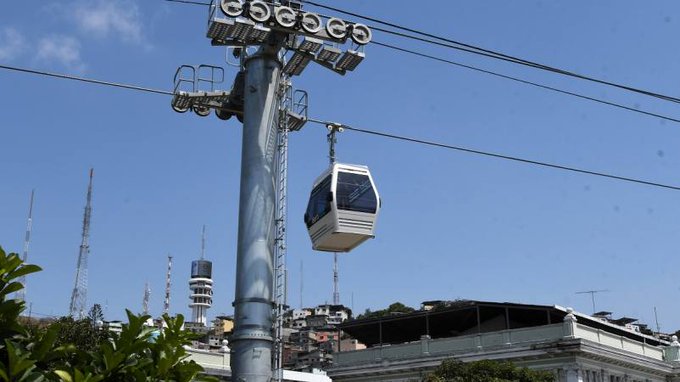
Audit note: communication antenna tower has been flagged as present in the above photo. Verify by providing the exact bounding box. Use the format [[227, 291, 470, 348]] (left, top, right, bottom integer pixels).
[[69, 169, 94, 319], [576, 289, 609, 313], [189, 226, 213, 325], [201, 224, 207, 259], [17, 189, 35, 302], [143, 282, 151, 316], [164, 255, 173, 315]]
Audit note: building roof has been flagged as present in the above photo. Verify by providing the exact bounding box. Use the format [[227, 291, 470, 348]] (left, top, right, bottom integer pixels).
[[338, 300, 665, 347]]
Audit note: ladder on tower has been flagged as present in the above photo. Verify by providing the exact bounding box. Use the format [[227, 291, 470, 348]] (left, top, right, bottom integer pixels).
[[273, 79, 308, 382]]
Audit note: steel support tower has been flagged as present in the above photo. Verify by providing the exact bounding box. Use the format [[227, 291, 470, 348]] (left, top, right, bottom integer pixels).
[[231, 42, 283, 381], [170, 2, 371, 379], [17, 189, 35, 302], [69, 169, 94, 319]]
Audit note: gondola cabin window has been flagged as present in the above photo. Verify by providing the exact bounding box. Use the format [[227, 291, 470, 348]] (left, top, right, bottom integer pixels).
[[305, 175, 332, 228], [335, 172, 378, 213]]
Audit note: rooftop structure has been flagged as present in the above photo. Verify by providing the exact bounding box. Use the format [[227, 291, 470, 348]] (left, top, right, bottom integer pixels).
[[330, 300, 680, 382]]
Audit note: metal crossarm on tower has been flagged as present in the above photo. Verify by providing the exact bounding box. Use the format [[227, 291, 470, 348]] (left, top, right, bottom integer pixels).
[[69, 169, 94, 319]]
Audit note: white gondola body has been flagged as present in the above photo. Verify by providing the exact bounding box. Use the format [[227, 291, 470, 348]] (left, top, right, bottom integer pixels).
[[304, 163, 380, 252]]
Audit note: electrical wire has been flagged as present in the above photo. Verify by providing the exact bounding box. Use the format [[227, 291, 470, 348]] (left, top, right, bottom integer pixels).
[[2, 63, 679, 192], [308, 118, 680, 192], [371, 41, 680, 125], [0, 64, 173, 96], [301, 0, 680, 104]]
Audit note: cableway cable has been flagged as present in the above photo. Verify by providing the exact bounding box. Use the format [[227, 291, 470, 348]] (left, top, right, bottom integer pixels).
[[307, 118, 680, 192], [161, 0, 680, 117], [163, 0, 210, 6], [302, 0, 680, 104], [0, 64, 173, 96], [372, 41, 680, 125], [2, 63, 679, 192]]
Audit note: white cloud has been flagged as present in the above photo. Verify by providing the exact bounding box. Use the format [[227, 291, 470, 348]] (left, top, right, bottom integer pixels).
[[72, 0, 144, 44], [0, 27, 26, 62], [35, 35, 86, 73]]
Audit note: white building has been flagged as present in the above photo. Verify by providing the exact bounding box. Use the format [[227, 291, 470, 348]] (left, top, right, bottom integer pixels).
[[188, 259, 213, 325], [329, 300, 680, 382]]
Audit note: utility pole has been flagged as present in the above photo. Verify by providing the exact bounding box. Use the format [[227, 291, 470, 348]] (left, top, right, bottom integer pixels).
[[69, 169, 93, 319], [170, 2, 372, 380], [576, 289, 609, 314], [17, 189, 35, 302]]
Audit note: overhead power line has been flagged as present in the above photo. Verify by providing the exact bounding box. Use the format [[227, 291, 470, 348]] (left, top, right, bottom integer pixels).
[[2, 63, 679, 193], [302, 0, 680, 104], [371, 42, 680, 125], [308, 118, 680, 192]]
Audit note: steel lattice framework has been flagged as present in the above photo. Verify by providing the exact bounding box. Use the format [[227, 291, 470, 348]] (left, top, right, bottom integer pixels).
[[69, 169, 94, 319]]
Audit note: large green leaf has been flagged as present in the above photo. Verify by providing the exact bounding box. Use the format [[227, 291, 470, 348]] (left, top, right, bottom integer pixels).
[[0, 282, 24, 298], [54, 370, 73, 382], [7, 265, 42, 282]]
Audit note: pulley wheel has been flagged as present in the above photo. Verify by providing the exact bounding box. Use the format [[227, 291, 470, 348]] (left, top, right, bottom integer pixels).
[[351, 23, 372, 45], [215, 109, 233, 121], [172, 104, 189, 113], [274, 6, 297, 28], [248, 1, 271, 23], [326, 18, 347, 40], [300, 12, 322, 34], [220, 0, 243, 17], [193, 105, 211, 117]]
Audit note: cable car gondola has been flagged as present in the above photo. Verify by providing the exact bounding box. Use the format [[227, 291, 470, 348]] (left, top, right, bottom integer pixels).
[[304, 163, 380, 252]]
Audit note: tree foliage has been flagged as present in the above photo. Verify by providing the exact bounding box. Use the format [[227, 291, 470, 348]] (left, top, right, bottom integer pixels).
[[425, 359, 554, 382], [356, 302, 416, 319], [0, 246, 217, 382]]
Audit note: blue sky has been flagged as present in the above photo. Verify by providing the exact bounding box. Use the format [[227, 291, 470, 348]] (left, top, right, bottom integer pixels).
[[2, 0, 680, 331]]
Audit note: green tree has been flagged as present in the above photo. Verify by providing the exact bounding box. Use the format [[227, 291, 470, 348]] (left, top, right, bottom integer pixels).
[[387, 302, 415, 314], [88, 304, 104, 328], [425, 359, 554, 382], [0, 246, 217, 382], [356, 302, 416, 319]]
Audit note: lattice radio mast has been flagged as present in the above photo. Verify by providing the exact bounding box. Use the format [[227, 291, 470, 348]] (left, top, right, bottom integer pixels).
[[69, 169, 94, 319], [164, 255, 173, 315], [17, 189, 35, 302], [143, 282, 151, 316]]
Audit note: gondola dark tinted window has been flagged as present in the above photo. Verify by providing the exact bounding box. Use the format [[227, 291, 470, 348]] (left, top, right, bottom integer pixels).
[[305, 175, 332, 228], [336, 172, 377, 213]]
